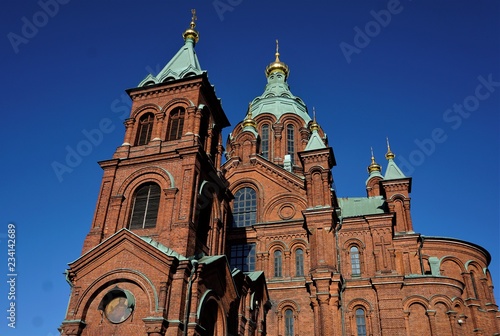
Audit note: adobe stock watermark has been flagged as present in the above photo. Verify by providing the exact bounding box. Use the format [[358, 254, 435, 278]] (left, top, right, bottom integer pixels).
[[397, 74, 500, 175], [213, 0, 242, 21], [51, 64, 162, 183], [339, 0, 408, 64], [7, 0, 71, 54]]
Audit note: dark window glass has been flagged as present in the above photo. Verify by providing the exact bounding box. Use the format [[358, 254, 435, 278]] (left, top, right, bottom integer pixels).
[[136, 113, 154, 145], [129, 183, 160, 229], [351, 246, 361, 276], [274, 250, 282, 277], [295, 248, 304, 276], [229, 244, 256, 272], [471, 271, 479, 298], [233, 187, 257, 227], [261, 124, 269, 159], [167, 107, 185, 141], [356, 308, 367, 336], [285, 309, 294, 336], [287, 124, 294, 164]]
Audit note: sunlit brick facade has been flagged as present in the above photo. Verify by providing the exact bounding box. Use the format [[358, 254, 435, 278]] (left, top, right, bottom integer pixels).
[[60, 13, 499, 336]]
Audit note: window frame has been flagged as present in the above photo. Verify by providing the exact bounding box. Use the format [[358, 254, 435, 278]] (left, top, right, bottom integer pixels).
[[274, 250, 283, 277], [129, 182, 161, 230], [295, 248, 304, 277], [286, 124, 295, 164], [284, 308, 294, 336], [229, 243, 256, 272], [232, 187, 257, 227], [166, 107, 186, 141], [355, 307, 367, 336], [135, 113, 154, 146], [261, 123, 270, 159], [350, 246, 361, 277]]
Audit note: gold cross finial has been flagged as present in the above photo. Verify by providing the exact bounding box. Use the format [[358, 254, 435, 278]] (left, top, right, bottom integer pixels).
[[275, 39, 281, 61], [190, 9, 197, 28], [371, 146, 375, 159]]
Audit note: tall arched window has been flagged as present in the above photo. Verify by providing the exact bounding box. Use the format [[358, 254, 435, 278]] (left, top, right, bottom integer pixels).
[[136, 113, 154, 145], [233, 187, 256, 227], [284, 309, 294, 336], [129, 183, 160, 229], [274, 250, 282, 277], [286, 124, 295, 164], [355, 308, 367, 336], [261, 124, 269, 159], [470, 271, 479, 298], [350, 246, 361, 276], [166, 107, 185, 141], [295, 248, 304, 276]]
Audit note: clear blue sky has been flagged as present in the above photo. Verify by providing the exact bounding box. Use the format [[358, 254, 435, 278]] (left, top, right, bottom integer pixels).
[[1, 1, 499, 335]]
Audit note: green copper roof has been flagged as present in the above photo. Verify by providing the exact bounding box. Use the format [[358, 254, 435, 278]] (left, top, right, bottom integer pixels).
[[140, 236, 188, 261], [384, 158, 406, 180], [138, 37, 203, 87], [338, 196, 386, 218], [305, 129, 326, 151], [250, 65, 311, 124]]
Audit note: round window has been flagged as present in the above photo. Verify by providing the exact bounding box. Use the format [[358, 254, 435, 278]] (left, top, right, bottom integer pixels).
[[99, 288, 135, 324]]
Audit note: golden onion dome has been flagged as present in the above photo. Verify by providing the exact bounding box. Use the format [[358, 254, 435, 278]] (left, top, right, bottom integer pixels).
[[309, 107, 320, 131], [265, 40, 289, 79], [242, 103, 257, 129], [368, 148, 382, 173], [385, 137, 395, 160], [183, 9, 199, 44]]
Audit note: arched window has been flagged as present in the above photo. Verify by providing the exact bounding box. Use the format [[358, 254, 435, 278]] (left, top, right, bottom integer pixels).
[[284, 309, 294, 336], [355, 308, 367, 336], [129, 183, 160, 229], [274, 250, 282, 277], [233, 187, 257, 227], [470, 271, 479, 298], [286, 124, 294, 164], [136, 113, 154, 145], [166, 107, 185, 141], [295, 248, 304, 276], [350, 246, 361, 276], [261, 124, 270, 159]]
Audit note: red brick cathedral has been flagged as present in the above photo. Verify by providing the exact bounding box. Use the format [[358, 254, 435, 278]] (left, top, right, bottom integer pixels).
[[60, 12, 499, 336]]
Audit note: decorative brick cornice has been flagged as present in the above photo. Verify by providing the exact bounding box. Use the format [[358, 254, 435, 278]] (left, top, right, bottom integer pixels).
[[129, 81, 203, 101], [60, 319, 86, 336], [143, 317, 169, 335]]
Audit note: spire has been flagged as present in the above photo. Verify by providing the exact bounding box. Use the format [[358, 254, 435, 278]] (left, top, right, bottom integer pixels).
[[265, 39, 290, 79], [305, 107, 326, 151], [367, 147, 382, 174], [384, 138, 406, 179], [138, 9, 203, 86]]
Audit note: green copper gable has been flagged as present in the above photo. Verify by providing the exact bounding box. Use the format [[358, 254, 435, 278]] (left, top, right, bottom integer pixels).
[[384, 158, 406, 180], [138, 36, 203, 87], [305, 129, 326, 151]]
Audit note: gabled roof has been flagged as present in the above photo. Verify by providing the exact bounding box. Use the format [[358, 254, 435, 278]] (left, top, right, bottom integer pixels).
[[304, 130, 326, 151], [384, 158, 406, 180]]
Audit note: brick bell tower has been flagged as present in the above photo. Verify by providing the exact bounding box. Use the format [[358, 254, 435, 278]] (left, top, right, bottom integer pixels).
[[60, 11, 269, 336]]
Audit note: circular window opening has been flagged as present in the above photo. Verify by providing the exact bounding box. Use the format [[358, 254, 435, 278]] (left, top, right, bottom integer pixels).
[[99, 288, 135, 324]]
